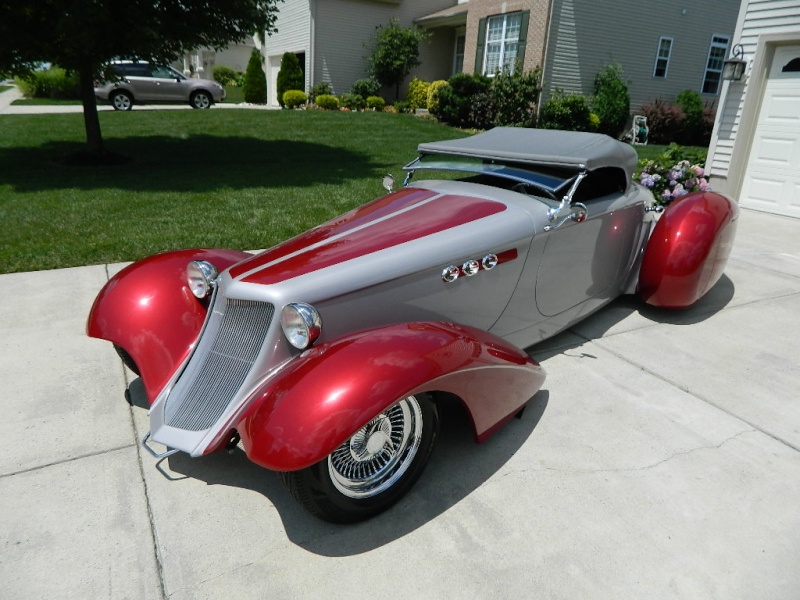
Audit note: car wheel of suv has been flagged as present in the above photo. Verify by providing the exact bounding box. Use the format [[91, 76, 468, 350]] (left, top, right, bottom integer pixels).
[[110, 90, 133, 111], [190, 91, 212, 109], [281, 393, 438, 523]]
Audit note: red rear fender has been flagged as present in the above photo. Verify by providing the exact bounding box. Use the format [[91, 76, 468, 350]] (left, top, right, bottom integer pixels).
[[238, 322, 546, 472], [638, 191, 738, 308], [87, 248, 252, 402]]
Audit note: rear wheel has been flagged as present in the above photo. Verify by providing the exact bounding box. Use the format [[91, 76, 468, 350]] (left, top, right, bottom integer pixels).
[[282, 394, 438, 523], [110, 90, 133, 111], [190, 91, 212, 109]]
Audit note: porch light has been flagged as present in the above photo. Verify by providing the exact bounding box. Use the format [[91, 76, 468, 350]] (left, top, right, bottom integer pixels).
[[722, 44, 747, 81]]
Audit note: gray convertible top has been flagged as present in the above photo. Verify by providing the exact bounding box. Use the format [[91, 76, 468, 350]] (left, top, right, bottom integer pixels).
[[417, 127, 638, 181]]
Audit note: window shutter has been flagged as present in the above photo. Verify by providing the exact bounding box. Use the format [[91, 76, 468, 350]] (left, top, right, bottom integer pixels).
[[475, 17, 487, 75], [517, 11, 530, 69]]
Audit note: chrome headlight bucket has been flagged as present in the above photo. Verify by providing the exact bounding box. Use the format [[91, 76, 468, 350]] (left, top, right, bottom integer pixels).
[[186, 260, 219, 299], [280, 303, 322, 350]]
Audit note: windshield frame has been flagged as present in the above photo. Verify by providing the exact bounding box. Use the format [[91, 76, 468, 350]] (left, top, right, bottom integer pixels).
[[402, 154, 581, 199]]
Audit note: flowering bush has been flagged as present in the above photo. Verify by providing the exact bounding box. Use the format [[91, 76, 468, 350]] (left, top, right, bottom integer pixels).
[[636, 144, 709, 204]]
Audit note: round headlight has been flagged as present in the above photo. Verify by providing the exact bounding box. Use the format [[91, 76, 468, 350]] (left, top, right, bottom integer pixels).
[[280, 303, 322, 349], [186, 260, 219, 299]]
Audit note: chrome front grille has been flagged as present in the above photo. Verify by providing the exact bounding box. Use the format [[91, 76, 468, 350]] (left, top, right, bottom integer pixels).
[[164, 297, 275, 431]]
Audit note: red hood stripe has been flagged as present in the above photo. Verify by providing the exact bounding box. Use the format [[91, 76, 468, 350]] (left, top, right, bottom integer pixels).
[[229, 188, 438, 279], [237, 193, 506, 285]]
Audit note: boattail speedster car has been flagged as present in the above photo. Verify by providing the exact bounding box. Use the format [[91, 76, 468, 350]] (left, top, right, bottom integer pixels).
[[87, 128, 738, 523]]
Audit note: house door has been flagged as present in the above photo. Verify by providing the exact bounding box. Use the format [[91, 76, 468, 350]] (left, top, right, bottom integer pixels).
[[268, 55, 281, 106], [740, 45, 800, 218]]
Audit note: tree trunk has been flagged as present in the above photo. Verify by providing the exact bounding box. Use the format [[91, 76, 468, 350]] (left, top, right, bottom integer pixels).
[[78, 67, 103, 154]]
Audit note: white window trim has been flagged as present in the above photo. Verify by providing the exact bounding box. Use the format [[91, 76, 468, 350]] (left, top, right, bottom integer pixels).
[[483, 12, 522, 76], [653, 36, 673, 78], [701, 33, 731, 94]]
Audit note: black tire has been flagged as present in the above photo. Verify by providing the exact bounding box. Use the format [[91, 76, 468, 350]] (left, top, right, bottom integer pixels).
[[110, 90, 133, 111], [113, 344, 140, 375], [190, 90, 212, 109], [282, 394, 438, 523]]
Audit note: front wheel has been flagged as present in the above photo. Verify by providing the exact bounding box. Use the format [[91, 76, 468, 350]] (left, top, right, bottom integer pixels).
[[190, 91, 212, 109], [282, 394, 438, 523], [110, 90, 133, 111]]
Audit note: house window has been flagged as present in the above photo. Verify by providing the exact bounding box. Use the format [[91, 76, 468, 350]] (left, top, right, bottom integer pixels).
[[702, 34, 730, 94], [484, 12, 522, 75], [453, 34, 465, 75], [653, 37, 673, 78]]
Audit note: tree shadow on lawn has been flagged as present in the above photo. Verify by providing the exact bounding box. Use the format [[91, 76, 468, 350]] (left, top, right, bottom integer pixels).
[[0, 135, 386, 193]]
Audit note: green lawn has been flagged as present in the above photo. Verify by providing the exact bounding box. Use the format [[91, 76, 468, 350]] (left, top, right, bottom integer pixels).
[[0, 109, 465, 273]]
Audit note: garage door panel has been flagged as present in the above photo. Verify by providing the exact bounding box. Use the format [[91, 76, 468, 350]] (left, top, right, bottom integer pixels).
[[759, 90, 800, 126], [741, 44, 800, 217], [748, 133, 800, 168]]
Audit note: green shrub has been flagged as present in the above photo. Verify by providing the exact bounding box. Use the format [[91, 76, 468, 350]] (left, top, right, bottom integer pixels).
[[212, 65, 240, 87], [393, 100, 411, 113], [17, 67, 79, 99], [592, 64, 630, 138], [351, 77, 381, 98], [277, 52, 304, 108], [242, 49, 267, 104], [283, 89, 307, 109], [366, 96, 386, 111], [315, 94, 339, 110], [538, 92, 593, 131], [491, 66, 541, 127], [469, 92, 497, 130], [406, 77, 430, 111], [427, 80, 448, 115], [437, 72, 491, 128], [309, 81, 332, 102], [675, 89, 706, 145], [340, 93, 366, 111]]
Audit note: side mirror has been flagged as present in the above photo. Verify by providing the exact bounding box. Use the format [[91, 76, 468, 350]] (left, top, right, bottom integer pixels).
[[382, 174, 395, 192], [571, 202, 588, 223]]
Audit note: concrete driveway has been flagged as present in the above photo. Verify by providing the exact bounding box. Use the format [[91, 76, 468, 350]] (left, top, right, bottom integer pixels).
[[1, 208, 799, 599]]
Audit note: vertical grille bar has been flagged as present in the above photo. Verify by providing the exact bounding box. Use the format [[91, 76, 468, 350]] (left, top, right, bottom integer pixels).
[[164, 298, 275, 431]]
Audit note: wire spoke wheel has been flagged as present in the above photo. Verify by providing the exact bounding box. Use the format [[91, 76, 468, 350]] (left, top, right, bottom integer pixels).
[[281, 393, 438, 523], [328, 396, 422, 498]]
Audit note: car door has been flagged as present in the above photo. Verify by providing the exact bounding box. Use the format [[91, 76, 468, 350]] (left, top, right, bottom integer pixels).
[[117, 63, 158, 100], [534, 169, 645, 317], [149, 65, 187, 101]]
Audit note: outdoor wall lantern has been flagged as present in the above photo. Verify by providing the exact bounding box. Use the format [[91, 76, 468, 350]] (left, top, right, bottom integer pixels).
[[722, 44, 747, 81]]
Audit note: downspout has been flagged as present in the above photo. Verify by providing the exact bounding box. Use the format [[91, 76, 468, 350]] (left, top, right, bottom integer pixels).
[[309, 0, 316, 94], [537, 0, 557, 117]]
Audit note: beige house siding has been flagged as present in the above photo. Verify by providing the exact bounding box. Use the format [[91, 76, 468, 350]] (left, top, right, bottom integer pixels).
[[314, 0, 455, 96], [541, 0, 738, 110], [265, 0, 455, 102], [707, 0, 800, 194]]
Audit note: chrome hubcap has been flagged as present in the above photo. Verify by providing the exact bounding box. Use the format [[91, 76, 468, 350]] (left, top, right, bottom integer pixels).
[[328, 396, 423, 498]]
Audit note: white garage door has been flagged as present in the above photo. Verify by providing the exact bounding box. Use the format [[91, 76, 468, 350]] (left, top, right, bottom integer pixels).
[[740, 45, 800, 218]]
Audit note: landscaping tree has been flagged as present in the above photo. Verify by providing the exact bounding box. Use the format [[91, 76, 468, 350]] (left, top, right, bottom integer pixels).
[[0, 0, 281, 157], [367, 18, 430, 100], [243, 49, 267, 103], [276, 52, 304, 108], [592, 64, 630, 138]]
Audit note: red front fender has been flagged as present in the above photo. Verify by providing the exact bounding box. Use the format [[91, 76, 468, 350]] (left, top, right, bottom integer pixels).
[[87, 248, 252, 402], [238, 322, 546, 472]]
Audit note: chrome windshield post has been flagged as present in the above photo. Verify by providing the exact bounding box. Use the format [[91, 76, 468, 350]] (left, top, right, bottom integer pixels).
[[545, 171, 588, 232]]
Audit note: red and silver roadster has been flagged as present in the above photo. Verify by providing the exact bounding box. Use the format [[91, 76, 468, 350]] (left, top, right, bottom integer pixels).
[[88, 128, 738, 522]]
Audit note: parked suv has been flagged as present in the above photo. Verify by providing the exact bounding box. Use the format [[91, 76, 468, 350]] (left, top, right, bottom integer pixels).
[[95, 61, 226, 110]]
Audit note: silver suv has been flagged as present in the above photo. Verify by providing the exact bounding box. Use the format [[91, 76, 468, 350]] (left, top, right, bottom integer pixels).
[[95, 61, 226, 110]]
